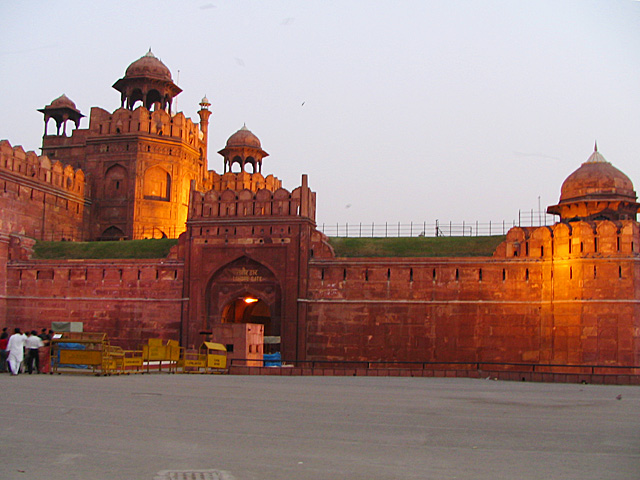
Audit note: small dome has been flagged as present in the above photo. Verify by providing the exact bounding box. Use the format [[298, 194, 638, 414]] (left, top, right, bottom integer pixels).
[[124, 49, 172, 81], [559, 148, 636, 203], [46, 94, 80, 112], [225, 125, 262, 149]]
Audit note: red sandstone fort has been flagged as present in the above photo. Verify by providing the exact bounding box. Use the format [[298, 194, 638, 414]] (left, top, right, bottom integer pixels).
[[1, 51, 638, 373]]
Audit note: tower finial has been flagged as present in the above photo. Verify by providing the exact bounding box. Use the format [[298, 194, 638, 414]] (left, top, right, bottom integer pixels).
[[594, 140, 598, 152]]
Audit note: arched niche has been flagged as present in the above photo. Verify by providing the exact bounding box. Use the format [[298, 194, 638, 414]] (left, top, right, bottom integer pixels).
[[104, 164, 128, 198], [101, 226, 125, 241], [143, 166, 171, 201]]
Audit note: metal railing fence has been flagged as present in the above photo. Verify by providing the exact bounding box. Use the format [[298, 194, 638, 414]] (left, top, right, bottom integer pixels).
[[36, 210, 557, 241], [230, 358, 639, 375], [320, 210, 557, 238]]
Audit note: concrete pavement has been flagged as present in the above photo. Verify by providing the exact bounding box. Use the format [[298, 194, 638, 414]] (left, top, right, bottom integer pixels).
[[1, 374, 638, 480]]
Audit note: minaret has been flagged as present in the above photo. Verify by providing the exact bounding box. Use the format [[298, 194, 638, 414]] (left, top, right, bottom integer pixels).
[[198, 96, 211, 145], [197, 96, 212, 178]]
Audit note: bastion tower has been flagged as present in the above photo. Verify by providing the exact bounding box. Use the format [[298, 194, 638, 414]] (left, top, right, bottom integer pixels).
[[40, 50, 213, 240]]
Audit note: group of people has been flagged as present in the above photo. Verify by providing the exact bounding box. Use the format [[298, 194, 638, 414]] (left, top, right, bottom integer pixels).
[[0, 327, 53, 375]]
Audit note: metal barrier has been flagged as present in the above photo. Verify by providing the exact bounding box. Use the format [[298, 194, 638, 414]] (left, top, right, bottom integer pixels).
[[142, 338, 181, 373], [50, 332, 124, 375], [176, 343, 228, 374], [229, 358, 640, 376], [123, 350, 144, 373]]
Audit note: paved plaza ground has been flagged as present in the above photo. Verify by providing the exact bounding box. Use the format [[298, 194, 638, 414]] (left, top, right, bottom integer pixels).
[[1, 374, 638, 480]]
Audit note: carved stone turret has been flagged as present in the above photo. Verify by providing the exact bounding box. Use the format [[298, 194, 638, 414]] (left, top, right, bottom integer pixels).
[[218, 125, 269, 174], [112, 49, 182, 112], [38, 94, 84, 137]]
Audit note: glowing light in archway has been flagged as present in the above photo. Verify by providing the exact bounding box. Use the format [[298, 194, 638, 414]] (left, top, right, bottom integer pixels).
[[243, 297, 259, 304]]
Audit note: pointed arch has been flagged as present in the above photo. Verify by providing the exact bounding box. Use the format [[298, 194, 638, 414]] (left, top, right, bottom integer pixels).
[[105, 164, 128, 198], [206, 256, 282, 337], [143, 165, 171, 201], [100, 226, 125, 241]]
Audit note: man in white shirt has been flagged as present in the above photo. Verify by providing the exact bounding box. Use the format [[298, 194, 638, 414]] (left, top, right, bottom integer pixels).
[[6, 328, 27, 375], [25, 330, 44, 374]]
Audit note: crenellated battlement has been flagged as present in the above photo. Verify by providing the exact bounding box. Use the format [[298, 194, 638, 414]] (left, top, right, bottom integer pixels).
[[495, 220, 640, 258], [190, 181, 316, 222], [88, 106, 205, 150], [0, 140, 88, 198], [210, 171, 281, 193]]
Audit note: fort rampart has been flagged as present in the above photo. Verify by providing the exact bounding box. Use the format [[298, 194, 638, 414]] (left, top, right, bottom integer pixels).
[[4, 252, 184, 350], [305, 222, 640, 367], [0, 140, 90, 241]]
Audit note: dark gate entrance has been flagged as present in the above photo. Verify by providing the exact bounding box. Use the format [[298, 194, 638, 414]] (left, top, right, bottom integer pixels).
[[207, 256, 282, 347]]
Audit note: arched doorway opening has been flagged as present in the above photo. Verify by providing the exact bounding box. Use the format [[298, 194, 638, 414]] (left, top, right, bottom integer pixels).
[[100, 226, 125, 241], [206, 256, 282, 355], [221, 296, 271, 333]]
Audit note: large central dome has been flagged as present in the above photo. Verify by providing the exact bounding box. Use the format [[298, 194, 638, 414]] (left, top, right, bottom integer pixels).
[[124, 49, 172, 82]]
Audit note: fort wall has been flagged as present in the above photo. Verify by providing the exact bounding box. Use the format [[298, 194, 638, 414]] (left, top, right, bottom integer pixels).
[[5, 257, 184, 349], [305, 221, 640, 367], [0, 140, 90, 241]]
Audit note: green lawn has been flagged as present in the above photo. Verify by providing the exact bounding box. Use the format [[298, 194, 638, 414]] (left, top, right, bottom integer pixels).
[[32, 235, 504, 260], [32, 238, 179, 260], [328, 236, 505, 257]]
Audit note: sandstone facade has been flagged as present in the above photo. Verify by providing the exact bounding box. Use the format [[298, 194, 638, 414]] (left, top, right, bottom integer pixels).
[[1, 53, 638, 368]]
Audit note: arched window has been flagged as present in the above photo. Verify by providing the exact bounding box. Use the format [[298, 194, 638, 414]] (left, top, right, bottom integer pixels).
[[143, 166, 171, 201], [145, 89, 162, 110], [104, 164, 127, 198]]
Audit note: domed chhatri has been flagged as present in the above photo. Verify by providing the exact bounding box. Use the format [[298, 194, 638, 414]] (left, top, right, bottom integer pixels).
[[226, 125, 262, 149], [38, 94, 84, 136], [218, 125, 269, 174], [112, 49, 182, 112], [547, 145, 639, 221], [124, 49, 173, 82], [47, 94, 81, 112]]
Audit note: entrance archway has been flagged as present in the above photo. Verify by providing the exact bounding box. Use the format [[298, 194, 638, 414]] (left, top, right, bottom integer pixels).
[[221, 297, 272, 333], [206, 256, 282, 353]]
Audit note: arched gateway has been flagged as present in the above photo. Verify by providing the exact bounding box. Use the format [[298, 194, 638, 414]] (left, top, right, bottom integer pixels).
[[206, 256, 282, 344]]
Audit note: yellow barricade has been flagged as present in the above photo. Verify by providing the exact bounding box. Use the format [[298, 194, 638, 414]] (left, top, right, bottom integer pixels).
[[142, 338, 182, 373], [103, 345, 125, 375], [123, 350, 144, 373], [201, 342, 228, 373], [51, 332, 118, 375], [179, 350, 207, 373]]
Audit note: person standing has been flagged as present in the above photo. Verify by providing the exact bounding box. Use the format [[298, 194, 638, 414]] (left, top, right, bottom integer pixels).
[[38, 328, 52, 374], [25, 330, 44, 374], [6, 328, 27, 375], [0, 329, 9, 373]]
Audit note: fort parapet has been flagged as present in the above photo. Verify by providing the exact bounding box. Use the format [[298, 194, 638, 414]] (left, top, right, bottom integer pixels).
[[0, 140, 90, 241]]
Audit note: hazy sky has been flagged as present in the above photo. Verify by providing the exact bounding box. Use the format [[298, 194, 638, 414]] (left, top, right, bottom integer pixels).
[[1, 1, 639, 228]]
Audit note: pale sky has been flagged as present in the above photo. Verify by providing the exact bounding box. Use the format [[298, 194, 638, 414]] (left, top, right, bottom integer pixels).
[[1, 0, 639, 229]]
